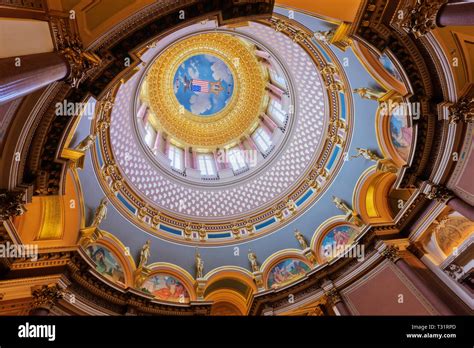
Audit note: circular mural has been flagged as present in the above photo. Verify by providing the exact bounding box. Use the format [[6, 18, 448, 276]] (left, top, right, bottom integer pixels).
[[173, 54, 234, 116]]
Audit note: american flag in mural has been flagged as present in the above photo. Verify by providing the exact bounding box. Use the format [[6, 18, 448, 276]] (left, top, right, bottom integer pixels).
[[191, 79, 210, 93]]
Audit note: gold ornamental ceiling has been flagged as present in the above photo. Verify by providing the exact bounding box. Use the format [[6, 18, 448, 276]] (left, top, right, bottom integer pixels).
[[143, 32, 267, 148]]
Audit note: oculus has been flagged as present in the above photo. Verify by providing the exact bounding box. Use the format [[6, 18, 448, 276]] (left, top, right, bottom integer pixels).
[[173, 54, 234, 116]]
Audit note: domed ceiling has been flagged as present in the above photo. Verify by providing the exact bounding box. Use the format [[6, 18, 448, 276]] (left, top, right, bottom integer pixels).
[[72, 7, 404, 286]]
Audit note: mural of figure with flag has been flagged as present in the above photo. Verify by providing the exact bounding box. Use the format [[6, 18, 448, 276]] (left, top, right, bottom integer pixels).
[[174, 54, 234, 116]]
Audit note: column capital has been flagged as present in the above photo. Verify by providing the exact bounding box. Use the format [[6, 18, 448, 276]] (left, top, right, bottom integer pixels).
[[30, 284, 64, 311], [449, 96, 474, 124], [425, 183, 454, 203], [0, 190, 26, 221], [60, 42, 102, 88], [380, 244, 401, 263], [398, 0, 448, 38], [324, 288, 342, 305]]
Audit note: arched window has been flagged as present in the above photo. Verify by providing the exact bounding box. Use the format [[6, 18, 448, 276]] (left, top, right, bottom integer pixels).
[[198, 153, 216, 176], [268, 99, 287, 125], [252, 127, 272, 154], [269, 68, 286, 89], [144, 123, 156, 148], [228, 147, 247, 172], [168, 144, 184, 171]]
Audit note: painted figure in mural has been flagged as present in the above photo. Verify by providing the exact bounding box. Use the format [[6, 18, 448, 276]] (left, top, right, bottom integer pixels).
[[248, 251, 260, 273], [138, 240, 151, 269], [267, 259, 310, 289], [145, 276, 189, 303], [75, 134, 96, 152], [333, 229, 351, 248], [91, 197, 108, 227], [390, 113, 413, 161], [87, 246, 125, 284], [90, 247, 109, 274], [351, 148, 382, 162], [294, 229, 308, 250], [332, 196, 354, 216], [353, 87, 385, 101], [195, 252, 204, 279]]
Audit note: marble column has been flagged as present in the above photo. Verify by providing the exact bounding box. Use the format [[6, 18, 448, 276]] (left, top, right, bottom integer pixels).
[[29, 307, 50, 316], [137, 103, 148, 120], [266, 83, 285, 101], [447, 197, 474, 221], [0, 52, 69, 104], [261, 113, 279, 131], [254, 49, 271, 60], [381, 245, 455, 315], [437, 2, 474, 27], [325, 288, 351, 316]]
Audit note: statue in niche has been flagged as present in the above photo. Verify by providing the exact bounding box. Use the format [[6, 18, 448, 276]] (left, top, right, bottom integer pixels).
[[248, 250, 260, 273], [75, 134, 96, 152], [294, 229, 308, 250], [138, 240, 151, 269], [195, 251, 204, 279], [353, 88, 385, 100], [332, 196, 354, 216], [351, 148, 383, 162], [91, 197, 108, 227]]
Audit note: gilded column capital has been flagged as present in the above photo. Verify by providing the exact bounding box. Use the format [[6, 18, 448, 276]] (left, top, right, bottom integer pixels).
[[31, 284, 64, 310], [324, 288, 342, 305], [398, 0, 448, 38], [425, 183, 454, 203], [0, 190, 26, 221], [59, 39, 102, 88], [449, 97, 474, 124], [380, 244, 401, 263]]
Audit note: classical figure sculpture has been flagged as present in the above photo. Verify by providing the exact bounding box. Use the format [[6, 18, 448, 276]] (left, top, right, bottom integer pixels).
[[248, 251, 260, 273], [287, 199, 297, 214], [195, 252, 204, 279], [314, 30, 335, 43], [353, 88, 385, 101], [351, 148, 382, 162], [91, 197, 108, 227], [184, 223, 193, 240], [75, 134, 96, 152], [138, 240, 151, 269], [294, 229, 308, 250], [332, 196, 354, 216]]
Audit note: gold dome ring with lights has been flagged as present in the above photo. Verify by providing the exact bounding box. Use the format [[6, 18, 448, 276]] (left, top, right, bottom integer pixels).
[[143, 33, 267, 148]]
